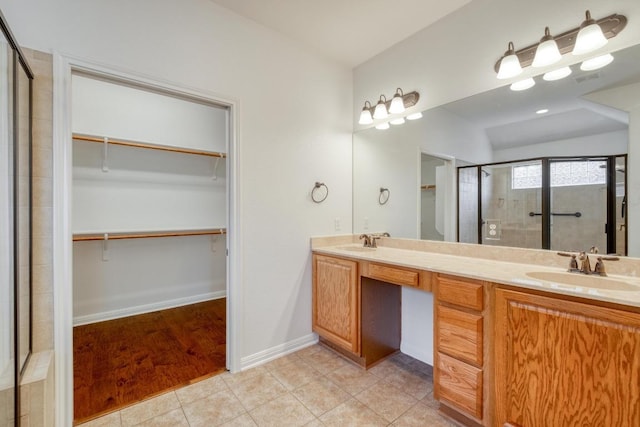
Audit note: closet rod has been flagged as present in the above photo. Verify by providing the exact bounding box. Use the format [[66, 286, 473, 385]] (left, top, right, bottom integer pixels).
[[421, 185, 436, 190], [73, 134, 227, 158], [73, 229, 227, 242]]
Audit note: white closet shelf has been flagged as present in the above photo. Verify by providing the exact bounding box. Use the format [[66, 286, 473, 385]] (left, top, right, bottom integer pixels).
[[73, 228, 227, 242], [73, 133, 227, 158]]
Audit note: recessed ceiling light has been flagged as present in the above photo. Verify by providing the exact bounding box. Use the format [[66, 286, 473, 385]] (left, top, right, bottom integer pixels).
[[536, 109, 549, 114]]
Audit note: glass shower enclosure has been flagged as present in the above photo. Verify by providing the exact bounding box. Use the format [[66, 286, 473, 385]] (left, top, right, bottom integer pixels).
[[458, 155, 627, 255]]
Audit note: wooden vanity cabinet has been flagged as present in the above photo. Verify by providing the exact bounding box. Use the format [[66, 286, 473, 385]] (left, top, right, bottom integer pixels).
[[434, 274, 488, 425], [495, 288, 640, 427], [312, 254, 360, 354]]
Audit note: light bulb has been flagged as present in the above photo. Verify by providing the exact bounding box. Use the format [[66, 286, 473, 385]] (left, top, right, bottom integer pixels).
[[358, 102, 373, 125], [510, 78, 535, 91], [375, 122, 390, 130], [543, 67, 572, 81], [497, 42, 522, 79], [389, 89, 405, 114], [373, 95, 388, 119], [390, 117, 405, 125], [572, 11, 608, 56], [580, 53, 614, 71], [406, 112, 423, 120], [532, 27, 562, 68]]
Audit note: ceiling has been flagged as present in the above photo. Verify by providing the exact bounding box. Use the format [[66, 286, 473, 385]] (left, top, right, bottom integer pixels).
[[442, 44, 640, 149], [208, 0, 473, 67]]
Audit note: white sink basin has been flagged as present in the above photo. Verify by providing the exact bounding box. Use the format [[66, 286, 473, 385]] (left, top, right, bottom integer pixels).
[[526, 271, 640, 292]]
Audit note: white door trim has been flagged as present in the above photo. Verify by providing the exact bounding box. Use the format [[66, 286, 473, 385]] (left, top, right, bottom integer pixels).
[[52, 52, 242, 427], [419, 150, 457, 242]]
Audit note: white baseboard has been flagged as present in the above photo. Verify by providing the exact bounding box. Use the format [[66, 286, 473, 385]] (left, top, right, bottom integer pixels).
[[240, 333, 319, 371], [73, 290, 226, 326]]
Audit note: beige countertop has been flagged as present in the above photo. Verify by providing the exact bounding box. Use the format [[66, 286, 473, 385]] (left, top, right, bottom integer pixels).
[[312, 237, 640, 309]]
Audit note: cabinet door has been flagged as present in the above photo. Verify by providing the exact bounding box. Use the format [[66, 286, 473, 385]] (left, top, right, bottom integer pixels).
[[313, 255, 359, 353], [495, 288, 640, 427]]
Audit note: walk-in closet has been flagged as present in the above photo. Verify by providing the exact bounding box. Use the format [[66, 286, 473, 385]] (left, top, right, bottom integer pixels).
[[70, 73, 229, 422]]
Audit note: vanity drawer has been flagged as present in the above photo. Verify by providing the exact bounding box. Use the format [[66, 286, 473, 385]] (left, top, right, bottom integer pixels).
[[437, 305, 483, 366], [366, 262, 420, 288], [437, 352, 483, 420], [437, 275, 484, 311]]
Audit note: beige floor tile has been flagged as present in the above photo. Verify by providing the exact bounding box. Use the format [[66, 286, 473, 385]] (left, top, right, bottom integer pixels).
[[230, 372, 288, 411], [297, 347, 351, 375], [132, 408, 188, 427], [326, 364, 380, 396], [269, 359, 323, 391], [249, 393, 315, 427], [218, 413, 258, 426], [77, 411, 122, 427], [175, 374, 229, 405], [263, 352, 302, 371], [384, 368, 433, 400], [293, 344, 322, 358], [319, 398, 387, 427], [223, 366, 268, 389], [120, 392, 180, 427], [182, 389, 246, 427], [421, 391, 439, 409], [356, 380, 418, 422], [391, 402, 456, 427], [302, 419, 323, 427], [368, 359, 406, 379], [292, 377, 351, 417]]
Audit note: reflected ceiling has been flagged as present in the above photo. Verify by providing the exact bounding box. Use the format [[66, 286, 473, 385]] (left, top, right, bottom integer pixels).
[[442, 45, 640, 150]]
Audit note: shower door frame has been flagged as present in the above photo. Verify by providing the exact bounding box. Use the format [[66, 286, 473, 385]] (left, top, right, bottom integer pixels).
[[457, 154, 627, 254]]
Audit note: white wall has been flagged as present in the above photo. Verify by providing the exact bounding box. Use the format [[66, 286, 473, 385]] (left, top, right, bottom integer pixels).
[[493, 129, 629, 162], [0, 0, 353, 364]]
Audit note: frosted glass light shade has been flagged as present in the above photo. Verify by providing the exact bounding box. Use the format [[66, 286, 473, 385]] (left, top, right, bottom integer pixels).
[[406, 112, 423, 120], [532, 39, 562, 67], [497, 54, 522, 79], [390, 117, 405, 125], [543, 66, 572, 81], [510, 78, 535, 91], [373, 99, 388, 119], [580, 53, 614, 71], [358, 107, 373, 125], [389, 95, 405, 114], [573, 11, 608, 56], [375, 122, 390, 130]]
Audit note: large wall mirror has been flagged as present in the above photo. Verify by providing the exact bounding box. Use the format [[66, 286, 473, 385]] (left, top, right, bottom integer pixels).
[[353, 43, 640, 255], [0, 10, 34, 427]]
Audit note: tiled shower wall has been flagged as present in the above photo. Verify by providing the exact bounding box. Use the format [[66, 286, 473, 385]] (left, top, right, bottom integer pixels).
[[22, 48, 54, 426]]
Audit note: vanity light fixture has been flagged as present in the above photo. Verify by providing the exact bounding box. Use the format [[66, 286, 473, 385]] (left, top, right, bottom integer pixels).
[[373, 95, 389, 120], [358, 101, 373, 125], [406, 112, 423, 120], [359, 89, 421, 128], [580, 53, 614, 71], [375, 122, 390, 130], [497, 42, 523, 79], [543, 66, 572, 81], [572, 10, 608, 56], [532, 27, 562, 68], [494, 11, 626, 77], [510, 77, 535, 91], [389, 88, 406, 114]]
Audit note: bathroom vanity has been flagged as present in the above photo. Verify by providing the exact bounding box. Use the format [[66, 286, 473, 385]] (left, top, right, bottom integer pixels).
[[311, 236, 640, 427]]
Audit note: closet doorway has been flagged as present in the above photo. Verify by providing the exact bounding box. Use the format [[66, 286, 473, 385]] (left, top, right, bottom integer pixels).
[[69, 72, 231, 423]]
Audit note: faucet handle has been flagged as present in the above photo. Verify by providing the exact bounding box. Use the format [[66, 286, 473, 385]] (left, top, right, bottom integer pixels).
[[557, 252, 580, 272]]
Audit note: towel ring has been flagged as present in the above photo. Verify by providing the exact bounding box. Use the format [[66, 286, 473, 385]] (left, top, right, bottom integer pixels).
[[379, 187, 390, 205], [312, 182, 329, 203]]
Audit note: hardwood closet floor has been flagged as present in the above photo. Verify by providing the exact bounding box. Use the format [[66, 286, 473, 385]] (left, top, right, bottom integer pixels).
[[73, 299, 226, 424]]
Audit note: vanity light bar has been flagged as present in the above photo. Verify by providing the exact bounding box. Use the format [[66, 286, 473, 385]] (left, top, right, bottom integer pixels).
[[493, 13, 627, 73], [359, 90, 420, 125]]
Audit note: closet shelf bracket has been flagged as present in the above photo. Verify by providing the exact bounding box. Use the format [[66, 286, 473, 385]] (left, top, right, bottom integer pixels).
[[102, 233, 109, 261], [212, 157, 221, 180], [102, 137, 109, 172]]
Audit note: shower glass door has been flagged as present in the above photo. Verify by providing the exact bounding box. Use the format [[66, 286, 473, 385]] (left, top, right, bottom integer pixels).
[[549, 158, 607, 253]]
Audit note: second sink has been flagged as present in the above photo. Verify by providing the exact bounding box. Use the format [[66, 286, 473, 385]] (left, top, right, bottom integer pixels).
[[526, 271, 640, 292]]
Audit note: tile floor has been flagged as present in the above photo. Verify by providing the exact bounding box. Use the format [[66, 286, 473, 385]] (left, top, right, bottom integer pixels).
[[78, 344, 458, 427]]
